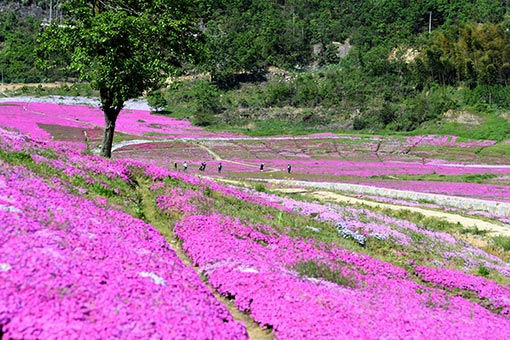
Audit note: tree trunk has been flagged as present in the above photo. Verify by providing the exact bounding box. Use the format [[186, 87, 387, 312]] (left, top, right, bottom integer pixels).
[[99, 86, 123, 158], [100, 108, 119, 158]]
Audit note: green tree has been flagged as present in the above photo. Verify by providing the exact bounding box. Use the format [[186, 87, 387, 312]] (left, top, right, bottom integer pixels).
[[0, 13, 52, 83], [192, 79, 221, 126], [37, 0, 203, 157], [147, 91, 168, 113], [413, 22, 510, 87]]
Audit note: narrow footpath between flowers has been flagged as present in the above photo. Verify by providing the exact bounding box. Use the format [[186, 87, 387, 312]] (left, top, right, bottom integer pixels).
[[135, 184, 275, 340]]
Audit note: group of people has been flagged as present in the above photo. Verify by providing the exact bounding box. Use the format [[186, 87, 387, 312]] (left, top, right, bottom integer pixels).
[[174, 161, 222, 173], [259, 163, 291, 173], [173, 161, 291, 174]]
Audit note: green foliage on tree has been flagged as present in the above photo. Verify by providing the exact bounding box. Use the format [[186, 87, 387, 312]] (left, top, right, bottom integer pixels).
[[191, 80, 221, 126], [0, 13, 48, 83], [36, 0, 203, 157], [147, 91, 168, 113], [195, 0, 509, 92], [413, 22, 510, 87]]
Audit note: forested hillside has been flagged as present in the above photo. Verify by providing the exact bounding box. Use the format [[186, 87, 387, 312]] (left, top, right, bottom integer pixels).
[[3, 0, 510, 136]]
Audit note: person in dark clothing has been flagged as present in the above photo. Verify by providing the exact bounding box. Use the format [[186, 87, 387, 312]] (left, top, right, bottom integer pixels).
[[260, 163, 264, 172], [287, 164, 291, 173], [218, 162, 222, 173], [174, 162, 177, 170]]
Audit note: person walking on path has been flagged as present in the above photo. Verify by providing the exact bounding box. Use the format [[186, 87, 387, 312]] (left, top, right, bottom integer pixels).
[[260, 163, 265, 172], [183, 162, 188, 172], [174, 162, 178, 170], [287, 164, 292, 174], [218, 162, 222, 173]]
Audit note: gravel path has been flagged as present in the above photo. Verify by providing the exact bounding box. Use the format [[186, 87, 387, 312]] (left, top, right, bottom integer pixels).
[[308, 190, 510, 236], [216, 178, 510, 236], [261, 178, 510, 218]]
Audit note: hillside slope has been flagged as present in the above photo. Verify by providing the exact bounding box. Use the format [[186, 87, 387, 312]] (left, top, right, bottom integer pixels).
[[1, 120, 510, 338]]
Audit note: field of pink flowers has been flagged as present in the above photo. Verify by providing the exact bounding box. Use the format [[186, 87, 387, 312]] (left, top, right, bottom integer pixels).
[[1, 122, 510, 339], [0, 101, 241, 140], [0, 155, 247, 337], [1, 100, 510, 210]]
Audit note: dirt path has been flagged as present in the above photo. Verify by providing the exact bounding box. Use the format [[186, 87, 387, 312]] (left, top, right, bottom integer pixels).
[[307, 190, 510, 237], [194, 142, 222, 160], [218, 179, 510, 237]]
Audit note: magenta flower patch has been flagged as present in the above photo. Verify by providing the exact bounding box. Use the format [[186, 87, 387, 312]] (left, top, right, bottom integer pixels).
[[174, 214, 510, 339], [0, 165, 248, 339], [0, 101, 242, 139], [2, 107, 510, 339]]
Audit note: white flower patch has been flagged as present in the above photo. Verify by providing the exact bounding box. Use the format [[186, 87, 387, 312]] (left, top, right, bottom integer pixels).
[[0, 263, 11, 272], [236, 266, 259, 274], [0, 204, 22, 213], [139, 271, 166, 286]]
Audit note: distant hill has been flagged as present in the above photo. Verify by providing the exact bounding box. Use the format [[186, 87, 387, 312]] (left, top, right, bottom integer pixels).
[[3, 1, 510, 138]]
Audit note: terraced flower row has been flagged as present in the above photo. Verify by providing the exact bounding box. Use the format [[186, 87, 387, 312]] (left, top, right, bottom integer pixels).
[[228, 157, 510, 177], [173, 213, 510, 339], [0, 149, 247, 338], [253, 189, 510, 280], [355, 178, 510, 202]]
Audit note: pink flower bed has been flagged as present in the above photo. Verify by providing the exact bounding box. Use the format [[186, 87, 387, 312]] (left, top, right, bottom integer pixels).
[[0, 128, 131, 184], [356, 179, 510, 202], [0, 165, 247, 339], [246, 158, 510, 177], [0, 101, 241, 139], [415, 266, 510, 315], [174, 214, 510, 339], [0, 102, 90, 139], [407, 135, 497, 148], [156, 186, 206, 215]]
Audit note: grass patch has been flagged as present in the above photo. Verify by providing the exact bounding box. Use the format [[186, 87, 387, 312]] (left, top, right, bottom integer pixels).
[[0, 150, 33, 164], [476, 264, 491, 278], [491, 236, 510, 251], [460, 226, 489, 236], [254, 183, 267, 192], [293, 260, 358, 288], [376, 207, 459, 233]]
